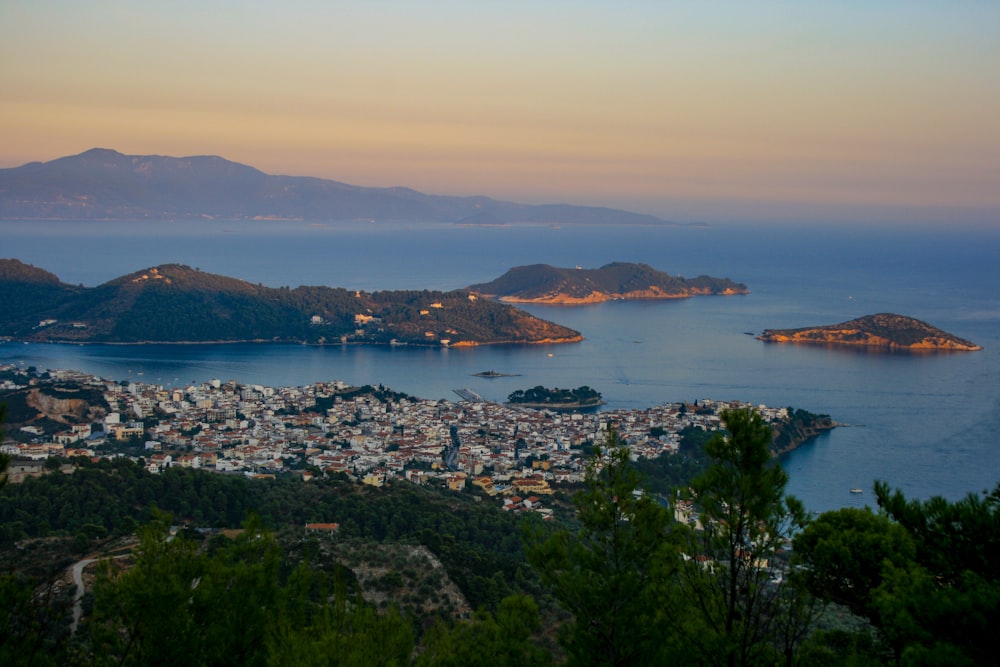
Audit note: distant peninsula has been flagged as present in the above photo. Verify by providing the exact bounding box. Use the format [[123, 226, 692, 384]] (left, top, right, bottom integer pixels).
[[757, 313, 982, 352], [467, 262, 748, 304], [0, 259, 581, 347], [0, 148, 674, 226]]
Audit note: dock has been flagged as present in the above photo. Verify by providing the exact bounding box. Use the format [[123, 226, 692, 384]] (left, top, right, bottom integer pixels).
[[453, 388, 484, 402]]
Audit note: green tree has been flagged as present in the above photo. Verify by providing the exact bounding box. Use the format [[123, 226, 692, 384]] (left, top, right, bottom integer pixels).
[[416, 594, 551, 667], [872, 482, 998, 665], [675, 407, 812, 667], [793, 507, 915, 626], [89, 513, 205, 665], [0, 571, 69, 667], [88, 512, 418, 667], [794, 482, 1000, 665], [525, 429, 679, 666], [0, 403, 9, 489], [89, 513, 282, 667], [267, 566, 413, 667]]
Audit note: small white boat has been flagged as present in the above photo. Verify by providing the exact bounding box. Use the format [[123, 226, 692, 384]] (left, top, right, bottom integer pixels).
[[850, 488, 863, 494]]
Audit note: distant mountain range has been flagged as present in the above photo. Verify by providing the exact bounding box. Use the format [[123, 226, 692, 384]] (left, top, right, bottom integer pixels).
[[0, 148, 674, 225], [0, 259, 581, 346], [467, 262, 748, 304]]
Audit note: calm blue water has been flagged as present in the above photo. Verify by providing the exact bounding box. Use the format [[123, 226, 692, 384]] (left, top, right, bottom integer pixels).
[[2, 219, 999, 512]]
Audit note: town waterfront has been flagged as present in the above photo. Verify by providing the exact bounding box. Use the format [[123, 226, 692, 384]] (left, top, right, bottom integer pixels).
[[2, 219, 999, 512]]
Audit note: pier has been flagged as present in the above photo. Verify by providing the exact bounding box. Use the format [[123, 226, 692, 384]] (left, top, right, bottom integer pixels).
[[453, 388, 484, 402]]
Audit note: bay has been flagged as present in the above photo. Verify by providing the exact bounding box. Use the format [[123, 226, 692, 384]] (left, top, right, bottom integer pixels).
[[2, 219, 999, 513]]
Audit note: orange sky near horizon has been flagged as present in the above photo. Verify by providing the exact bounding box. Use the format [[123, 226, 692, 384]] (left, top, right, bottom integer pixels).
[[2, 1, 998, 223]]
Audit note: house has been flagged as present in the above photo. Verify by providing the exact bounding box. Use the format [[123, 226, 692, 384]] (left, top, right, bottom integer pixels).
[[472, 476, 496, 494], [512, 475, 553, 495], [305, 522, 340, 533], [363, 471, 385, 487], [446, 472, 467, 491], [174, 454, 201, 468]]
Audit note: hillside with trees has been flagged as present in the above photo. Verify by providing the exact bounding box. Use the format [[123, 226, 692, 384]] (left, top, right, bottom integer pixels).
[[0, 260, 582, 346], [468, 262, 748, 304], [1, 404, 996, 665]]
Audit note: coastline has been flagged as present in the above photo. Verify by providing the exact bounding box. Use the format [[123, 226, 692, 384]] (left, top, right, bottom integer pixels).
[[504, 400, 605, 411], [7, 335, 585, 348], [496, 288, 747, 305], [757, 337, 982, 353]]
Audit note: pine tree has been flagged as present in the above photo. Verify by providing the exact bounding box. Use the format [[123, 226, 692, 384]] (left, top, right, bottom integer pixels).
[[525, 429, 680, 666], [674, 408, 811, 667]]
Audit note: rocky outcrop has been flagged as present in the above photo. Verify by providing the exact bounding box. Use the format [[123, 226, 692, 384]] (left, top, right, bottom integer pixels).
[[24, 388, 107, 424], [771, 409, 837, 456], [758, 313, 981, 352]]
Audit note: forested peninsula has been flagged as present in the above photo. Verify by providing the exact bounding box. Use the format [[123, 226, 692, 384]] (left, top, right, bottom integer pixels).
[[0, 259, 581, 346], [757, 313, 981, 352], [467, 262, 748, 304]]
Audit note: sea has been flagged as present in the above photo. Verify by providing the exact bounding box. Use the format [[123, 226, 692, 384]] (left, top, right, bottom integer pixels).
[[2, 219, 999, 514]]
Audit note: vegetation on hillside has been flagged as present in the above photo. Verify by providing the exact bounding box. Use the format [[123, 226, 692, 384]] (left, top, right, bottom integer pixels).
[[507, 385, 603, 408], [468, 262, 747, 302], [1, 402, 996, 665], [758, 313, 981, 351], [0, 260, 581, 345]]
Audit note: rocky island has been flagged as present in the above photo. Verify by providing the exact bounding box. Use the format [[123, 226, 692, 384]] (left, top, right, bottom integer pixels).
[[0, 259, 582, 347], [467, 262, 748, 304], [757, 313, 981, 352]]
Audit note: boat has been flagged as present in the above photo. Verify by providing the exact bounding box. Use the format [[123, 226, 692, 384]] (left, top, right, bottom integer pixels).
[[850, 488, 863, 494]]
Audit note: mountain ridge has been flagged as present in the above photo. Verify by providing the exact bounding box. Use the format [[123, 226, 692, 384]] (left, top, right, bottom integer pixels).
[[0, 148, 673, 225]]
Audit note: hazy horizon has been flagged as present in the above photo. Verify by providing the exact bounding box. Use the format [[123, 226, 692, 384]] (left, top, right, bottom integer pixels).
[[2, 2, 998, 225]]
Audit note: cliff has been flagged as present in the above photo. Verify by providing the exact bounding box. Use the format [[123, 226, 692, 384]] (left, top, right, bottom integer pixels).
[[0, 381, 109, 433], [468, 262, 748, 304], [771, 409, 837, 456], [757, 313, 981, 352]]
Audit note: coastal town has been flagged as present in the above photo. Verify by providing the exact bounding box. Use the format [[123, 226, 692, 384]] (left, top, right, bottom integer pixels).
[[1, 363, 795, 515]]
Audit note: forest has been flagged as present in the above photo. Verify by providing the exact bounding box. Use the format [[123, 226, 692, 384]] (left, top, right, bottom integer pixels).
[[1, 406, 998, 666]]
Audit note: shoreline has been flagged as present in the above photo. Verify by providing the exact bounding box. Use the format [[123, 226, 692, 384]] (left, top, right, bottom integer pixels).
[[495, 289, 748, 306], [504, 400, 606, 411], [4, 335, 585, 348]]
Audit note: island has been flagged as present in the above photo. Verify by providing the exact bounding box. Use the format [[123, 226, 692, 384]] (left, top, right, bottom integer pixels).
[[506, 385, 604, 410], [0, 259, 582, 347], [757, 313, 982, 352], [467, 262, 748, 304]]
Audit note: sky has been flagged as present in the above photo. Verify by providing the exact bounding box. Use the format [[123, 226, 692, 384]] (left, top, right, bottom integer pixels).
[[2, 1, 999, 224]]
